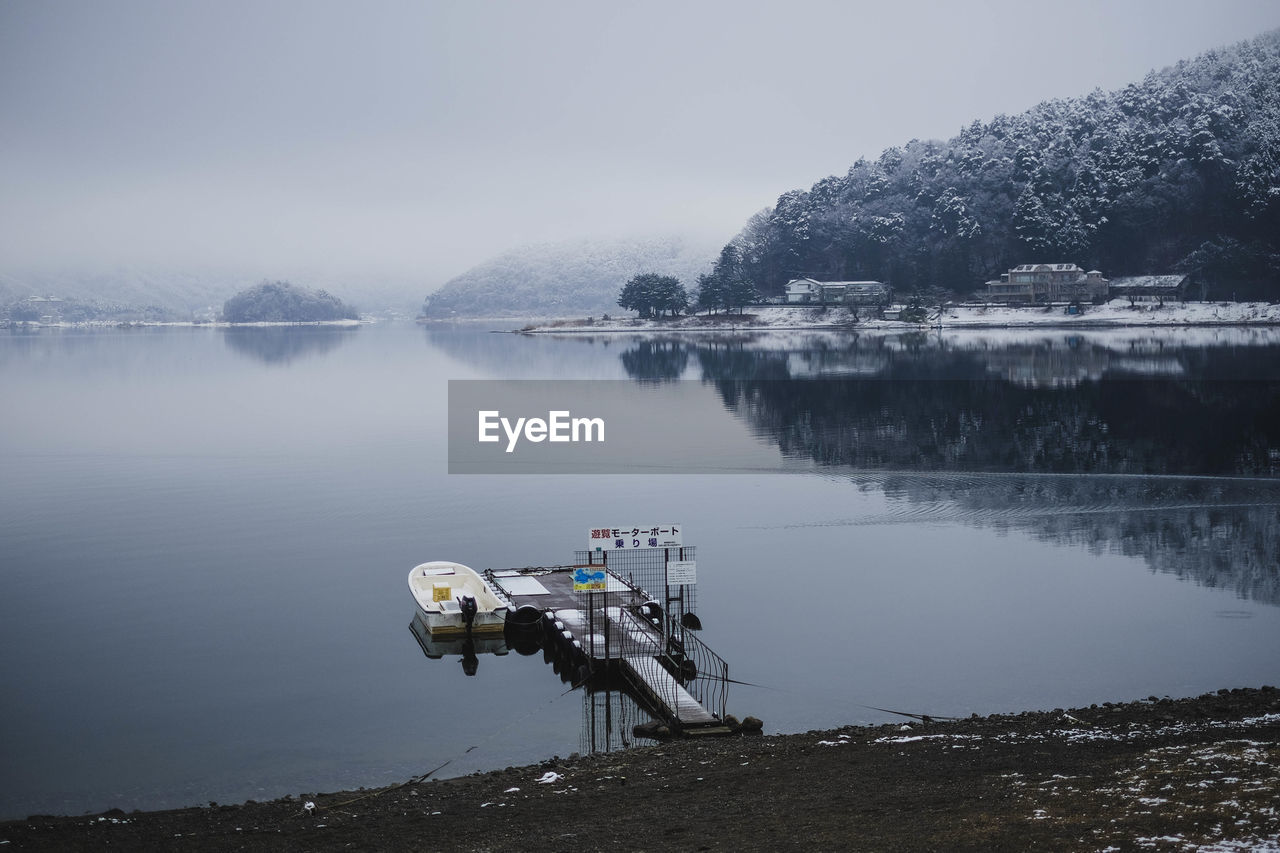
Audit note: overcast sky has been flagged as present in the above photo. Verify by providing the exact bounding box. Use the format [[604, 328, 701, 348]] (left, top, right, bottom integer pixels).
[[2, 0, 1279, 288]]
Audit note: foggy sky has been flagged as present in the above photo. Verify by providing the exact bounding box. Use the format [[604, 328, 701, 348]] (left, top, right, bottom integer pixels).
[[2, 0, 1279, 289]]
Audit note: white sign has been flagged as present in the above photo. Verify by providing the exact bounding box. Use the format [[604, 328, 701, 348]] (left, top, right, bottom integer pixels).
[[588, 525, 682, 551], [666, 560, 696, 585]]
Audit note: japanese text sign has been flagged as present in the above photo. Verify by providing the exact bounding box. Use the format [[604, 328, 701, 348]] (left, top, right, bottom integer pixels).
[[588, 525, 682, 551]]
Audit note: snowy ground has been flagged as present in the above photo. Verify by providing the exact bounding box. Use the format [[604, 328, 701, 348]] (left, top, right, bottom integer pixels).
[[525, 300, 1280, 333]]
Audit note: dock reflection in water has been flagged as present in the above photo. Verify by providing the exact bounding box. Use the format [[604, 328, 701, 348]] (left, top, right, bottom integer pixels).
[[408, 607, 652, 761]]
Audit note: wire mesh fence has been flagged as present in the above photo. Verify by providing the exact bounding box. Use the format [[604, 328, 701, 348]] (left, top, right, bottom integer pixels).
[[571, 546, 727, 726], [574, 546, 697, 629]]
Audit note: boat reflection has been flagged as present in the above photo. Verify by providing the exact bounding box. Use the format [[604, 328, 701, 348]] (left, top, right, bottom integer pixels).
[[409, 610, 509, 676]]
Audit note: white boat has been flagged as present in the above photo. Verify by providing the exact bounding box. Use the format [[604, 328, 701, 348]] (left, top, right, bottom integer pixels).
[[408, 561, 509, 636]]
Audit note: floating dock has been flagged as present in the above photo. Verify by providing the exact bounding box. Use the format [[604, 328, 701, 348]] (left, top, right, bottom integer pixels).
[[485, 557, 732, 737]]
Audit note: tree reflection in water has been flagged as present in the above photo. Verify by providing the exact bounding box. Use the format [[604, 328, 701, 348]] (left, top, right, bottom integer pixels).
[[616, 332, 1280, 606], [221, 326, 357, 365]]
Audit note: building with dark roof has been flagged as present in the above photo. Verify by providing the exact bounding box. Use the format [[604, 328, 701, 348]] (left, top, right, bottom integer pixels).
[[784, 278, 891, 306], [1109, 275, 1190, 303]]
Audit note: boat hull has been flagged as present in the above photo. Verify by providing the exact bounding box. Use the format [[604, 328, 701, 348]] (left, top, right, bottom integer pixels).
[[415, 608, 507, 636], [408, 560, 509, 636]]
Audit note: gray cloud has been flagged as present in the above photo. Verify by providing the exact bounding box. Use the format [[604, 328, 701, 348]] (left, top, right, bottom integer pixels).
[[2, 0, 1279, 288]]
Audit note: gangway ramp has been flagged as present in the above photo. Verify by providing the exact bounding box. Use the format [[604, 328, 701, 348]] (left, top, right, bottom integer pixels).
[[620, 655, 722, 728]]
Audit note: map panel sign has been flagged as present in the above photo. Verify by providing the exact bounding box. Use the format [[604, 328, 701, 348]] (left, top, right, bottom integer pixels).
[[573, 566, 607, 591]]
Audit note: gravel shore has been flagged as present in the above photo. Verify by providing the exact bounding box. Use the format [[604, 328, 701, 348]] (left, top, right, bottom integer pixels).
[[5, 687, 1278, 852]]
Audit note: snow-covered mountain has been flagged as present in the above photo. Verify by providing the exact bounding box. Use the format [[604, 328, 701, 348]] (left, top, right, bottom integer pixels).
[[727, 28, 1280, 298]]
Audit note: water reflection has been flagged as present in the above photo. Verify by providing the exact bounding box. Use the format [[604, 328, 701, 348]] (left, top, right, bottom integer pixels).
[[420, 324, 1280, 606], [581, 683, 647, 754], [409, 611, 509, 676], [221, 326, 357, 365], [797, 472, 1280, 607], [618, 340, 689, 382], [715, 377, 1280, 477], [598, 331, 1280, 477], [615, 331, 1280, 607], [409, 610, 675, 749], [608, 328, 1280, 384]]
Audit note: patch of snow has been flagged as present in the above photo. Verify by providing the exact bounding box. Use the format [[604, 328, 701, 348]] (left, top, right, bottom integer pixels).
[[526, 300, 1280, 335], [874, 733, 983, 745]]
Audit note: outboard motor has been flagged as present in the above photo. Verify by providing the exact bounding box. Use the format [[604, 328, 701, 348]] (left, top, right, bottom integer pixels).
[[458, 595, 479, 633]]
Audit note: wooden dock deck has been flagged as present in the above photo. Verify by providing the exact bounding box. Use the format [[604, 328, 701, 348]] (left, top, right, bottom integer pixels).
[[486, 566, 729, 734]]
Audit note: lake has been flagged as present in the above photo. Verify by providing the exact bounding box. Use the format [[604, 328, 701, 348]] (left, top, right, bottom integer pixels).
[[2, 322, 1279, 819]]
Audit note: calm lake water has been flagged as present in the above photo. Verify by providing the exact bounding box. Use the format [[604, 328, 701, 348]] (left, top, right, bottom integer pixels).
[[3, 322, 1280, 818]]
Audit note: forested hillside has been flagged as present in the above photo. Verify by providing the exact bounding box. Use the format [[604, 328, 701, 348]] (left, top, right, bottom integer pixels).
[[725, 30, 1280, 299], [420, 235, 717, 318]]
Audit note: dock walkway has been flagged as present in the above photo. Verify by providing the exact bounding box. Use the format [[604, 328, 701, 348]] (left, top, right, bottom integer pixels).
[[486, 566, 728, 733]]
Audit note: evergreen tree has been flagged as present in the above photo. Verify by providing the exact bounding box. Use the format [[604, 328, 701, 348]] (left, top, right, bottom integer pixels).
[[697, 245, 758, 313], [618, 273, 688, 318], [695, 272, 726, 314]]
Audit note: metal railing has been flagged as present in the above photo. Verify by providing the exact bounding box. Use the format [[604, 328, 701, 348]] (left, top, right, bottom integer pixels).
[[572, 546, 728, 728], [662, 626, 728, 723]]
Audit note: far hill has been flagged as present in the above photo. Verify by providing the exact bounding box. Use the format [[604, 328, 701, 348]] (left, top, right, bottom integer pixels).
[[222, 281, 358, 323], [722, 29, 1280, 300], [420, 235, 719, 319], [0, 267, 425, 321]]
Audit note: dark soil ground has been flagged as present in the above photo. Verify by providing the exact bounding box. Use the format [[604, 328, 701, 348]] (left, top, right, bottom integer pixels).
[[5, 687, 1278, 852]]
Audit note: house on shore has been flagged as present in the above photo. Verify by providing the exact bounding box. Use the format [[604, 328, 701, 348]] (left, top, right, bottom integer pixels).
[[985, 264, 1109, 303], [14, 295, 66, 323], [1109, 274, 1190, 304], [784, 278, 892, 306]]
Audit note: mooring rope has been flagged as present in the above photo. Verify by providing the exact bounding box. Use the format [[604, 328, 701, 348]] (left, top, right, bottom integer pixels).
[[857, 704, 961, 722]]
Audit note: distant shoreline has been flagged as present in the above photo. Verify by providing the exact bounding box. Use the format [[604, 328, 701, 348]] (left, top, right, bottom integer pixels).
[[1, 318, 366, 330], [515, 301, 1280, 334]]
